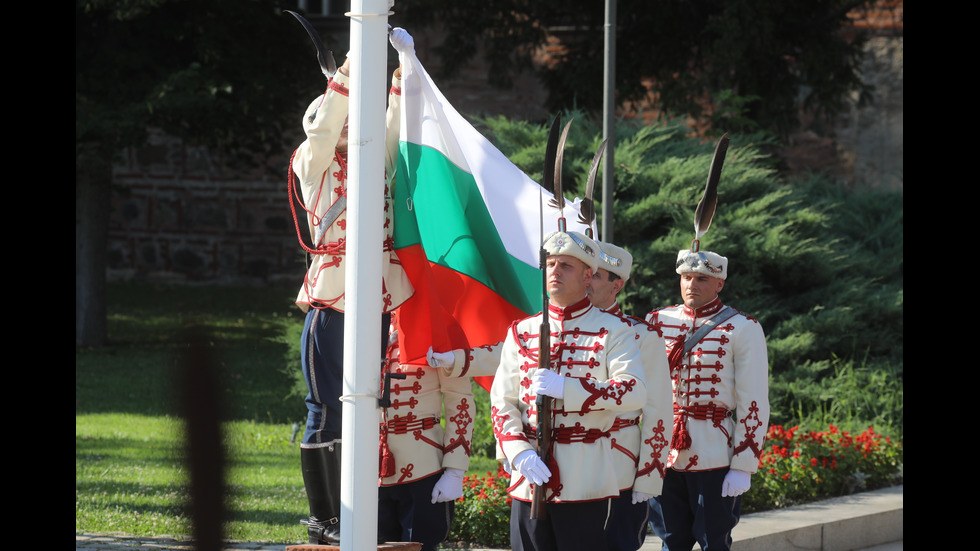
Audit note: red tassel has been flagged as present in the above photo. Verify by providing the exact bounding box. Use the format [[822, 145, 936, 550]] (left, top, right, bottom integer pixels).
[[667, 335, 691, 450], [671, 415, 691, 450], [379, 439, 395, 478], [545, 452, 561, 500]]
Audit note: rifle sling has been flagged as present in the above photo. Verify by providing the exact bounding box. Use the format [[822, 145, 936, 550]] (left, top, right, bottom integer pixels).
[[682, 306, 737, 356]]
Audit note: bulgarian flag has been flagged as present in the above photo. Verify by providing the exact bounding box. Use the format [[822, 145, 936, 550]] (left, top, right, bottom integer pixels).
[[392, 51, 589, 391]]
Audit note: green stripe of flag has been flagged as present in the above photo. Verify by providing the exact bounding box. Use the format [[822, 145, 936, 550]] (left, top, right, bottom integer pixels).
[[394, 141, 540, 315]]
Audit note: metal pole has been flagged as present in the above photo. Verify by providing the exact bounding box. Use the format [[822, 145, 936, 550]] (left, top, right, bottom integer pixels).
[[343, 0, 388, 549], [601, 0, 616, 243]]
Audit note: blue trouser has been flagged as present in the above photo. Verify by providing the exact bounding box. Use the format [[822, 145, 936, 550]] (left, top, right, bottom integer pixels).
[[378, 474, 454, 551], [658, 468, 741, 551], [647, 493, 669, 540], [605, 489, 649, 551], [511, 498, 611, 551], [300, 308, 389, 445]]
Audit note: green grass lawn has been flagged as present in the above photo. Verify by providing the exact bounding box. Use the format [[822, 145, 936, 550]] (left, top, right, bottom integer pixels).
[[76, 282, 497, 543], [76, 412, 311, 541]]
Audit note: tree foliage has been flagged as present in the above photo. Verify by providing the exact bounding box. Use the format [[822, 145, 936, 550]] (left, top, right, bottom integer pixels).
[[478, 112, 903, 436], [76, 0, 320, 346], [399, 0, 879, 134], [76, 0, 318, 172]]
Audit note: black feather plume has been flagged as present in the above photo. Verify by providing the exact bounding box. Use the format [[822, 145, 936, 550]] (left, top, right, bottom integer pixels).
[[694, 133, 729, 239]]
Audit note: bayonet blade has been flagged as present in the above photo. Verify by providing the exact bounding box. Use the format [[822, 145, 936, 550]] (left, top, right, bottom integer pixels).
[[578, 139, 607, 232], [549, 120, 573, 214]]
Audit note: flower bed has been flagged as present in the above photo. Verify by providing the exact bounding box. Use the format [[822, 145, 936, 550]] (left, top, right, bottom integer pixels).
[[446, 425, 903, 547], [447, 463, 512, 548], [743, 425, 903, 513]]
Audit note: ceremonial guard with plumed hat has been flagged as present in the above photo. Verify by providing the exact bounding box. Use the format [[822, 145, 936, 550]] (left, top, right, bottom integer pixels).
[[645, 135, 770, 551], [586, 240, 673, 551], [575, 151, 674, 551], [489, 118, 648, 551]]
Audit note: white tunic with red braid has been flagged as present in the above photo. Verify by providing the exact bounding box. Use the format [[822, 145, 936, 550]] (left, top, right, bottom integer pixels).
[[441, 341, 503, 379], [489, 297, 647, 503], [601, 303, 673, 496], [645, 297, 769, 474], [291, 71, 413, 313], [379, 314, 475, 487]]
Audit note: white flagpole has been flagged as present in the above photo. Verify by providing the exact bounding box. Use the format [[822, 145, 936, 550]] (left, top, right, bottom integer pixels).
[[342, 0, 388, 549]]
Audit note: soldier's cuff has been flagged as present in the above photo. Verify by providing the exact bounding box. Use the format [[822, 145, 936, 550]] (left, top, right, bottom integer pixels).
[[632, 475, 663, 497], [730, 455, 760, 474], [439, 349, 468, 378], [442, 453, 470, 473], [332, 70, 350, 89], [390, 73, 402, 96]]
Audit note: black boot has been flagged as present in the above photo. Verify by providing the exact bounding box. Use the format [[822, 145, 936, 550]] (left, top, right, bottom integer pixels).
[[301, 443, 342, 545]]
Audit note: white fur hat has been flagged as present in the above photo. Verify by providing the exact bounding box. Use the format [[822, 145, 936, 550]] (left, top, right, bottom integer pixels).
[[543, 231, 599, 272], [596, 241, 633, 281], [675, 249, 728, 280]]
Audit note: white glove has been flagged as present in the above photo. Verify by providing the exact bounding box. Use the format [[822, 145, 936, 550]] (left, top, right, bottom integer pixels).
[[512, 449, 551, 486], [501, 461, 512, 475], [430, 468, 465, 503], [530, 368, 564, 399], [426, 346, 454, 369], [632, 490, 655, 505], [389, 27, 415, 55], [388, 329, 398, 346], [721, 469, 751, 497]]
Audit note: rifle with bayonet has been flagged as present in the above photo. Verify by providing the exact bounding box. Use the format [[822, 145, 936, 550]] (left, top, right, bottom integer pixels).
[[530, 243, 553, 519], [530, 114, 565, 519]]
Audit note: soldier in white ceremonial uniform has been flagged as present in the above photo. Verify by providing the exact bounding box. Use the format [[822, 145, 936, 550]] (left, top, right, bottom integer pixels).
[[377, 312, 474, 551], [289, 30, 416, 545], [428, 242, 674, 551], [644, 249, 769, 551], [489, 229, 648, 551], [586, 241, 672, 551]]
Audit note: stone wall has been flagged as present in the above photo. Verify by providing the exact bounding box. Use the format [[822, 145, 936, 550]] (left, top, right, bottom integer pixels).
[[108, 129, 303, 285], [780, 3, 903, 190], [836, 35, 903, 190]]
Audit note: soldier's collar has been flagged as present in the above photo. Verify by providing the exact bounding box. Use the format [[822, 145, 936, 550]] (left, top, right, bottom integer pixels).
[[601, 302, 622, 316], [549, 296, 593, 321], [683, 297, 724, 319]]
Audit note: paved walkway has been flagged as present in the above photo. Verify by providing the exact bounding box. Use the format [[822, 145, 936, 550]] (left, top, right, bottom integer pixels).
[[77, 485, 902, 551]]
